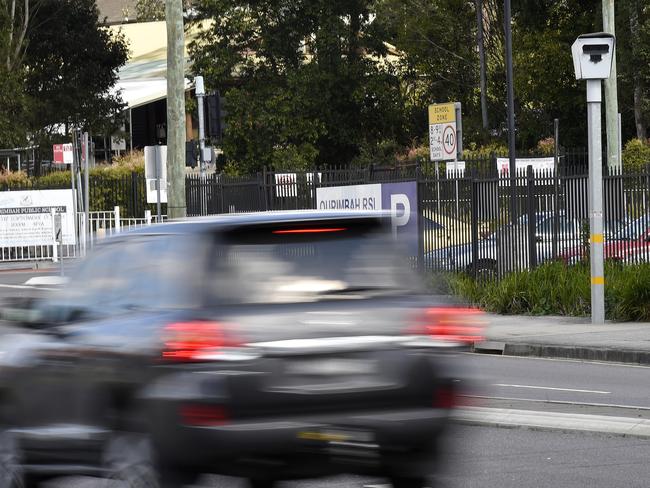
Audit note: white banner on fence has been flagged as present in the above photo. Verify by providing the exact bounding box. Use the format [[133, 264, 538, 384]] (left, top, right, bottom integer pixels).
[[446, 160, 466, 178], [497, 157, 555, 178], [316, 184, 382, 211], [0, 189, 76, 246], [275, 172, 322, 198]]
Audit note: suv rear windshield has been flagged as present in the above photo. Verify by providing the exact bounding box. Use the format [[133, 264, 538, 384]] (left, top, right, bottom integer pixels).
[[208, 220, 419, 304]]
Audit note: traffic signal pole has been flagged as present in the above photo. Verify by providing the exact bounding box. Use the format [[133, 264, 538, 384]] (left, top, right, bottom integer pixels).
[[195, 76, 207, 177]]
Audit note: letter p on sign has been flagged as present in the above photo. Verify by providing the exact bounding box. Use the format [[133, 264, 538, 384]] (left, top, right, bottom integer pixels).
[[390, 194, 410, 237]]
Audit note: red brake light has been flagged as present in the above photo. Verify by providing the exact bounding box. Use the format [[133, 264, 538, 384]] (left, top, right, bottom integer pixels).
[[272, 227, 347, 234], [410, 307, 485, 344], [180, 404, 229, 426], [162, 321, 242, 362], [433, 385, 457, 409]]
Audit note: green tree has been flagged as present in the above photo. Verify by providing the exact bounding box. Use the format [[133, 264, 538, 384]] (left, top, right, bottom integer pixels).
[[190, 0, 408, 172], [135, 0, 166, 21], [134, 0, 195, 21], [509, 0, 600, 148], [376, 0, 482, 144], [0, 0, 129, 171]]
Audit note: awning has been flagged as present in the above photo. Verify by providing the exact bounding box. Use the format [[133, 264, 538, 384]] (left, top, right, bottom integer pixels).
[[114, 78, 191, 110], [108, 20, 205, 109]]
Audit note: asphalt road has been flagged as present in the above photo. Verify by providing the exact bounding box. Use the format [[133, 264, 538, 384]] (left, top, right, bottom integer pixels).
[[6, 269, 650, 487], [462, 353, 650, 415], [43, 425, 650, 488]]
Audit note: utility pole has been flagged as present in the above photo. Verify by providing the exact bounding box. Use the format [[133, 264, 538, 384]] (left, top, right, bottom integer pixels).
[[165, 0, 187, 219], [504, 0, 517, 223], [476, 0, 488, 129], [602, 0, 620, 172]]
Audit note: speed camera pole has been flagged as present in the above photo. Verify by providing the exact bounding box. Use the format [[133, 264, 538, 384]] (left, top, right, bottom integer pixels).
[[571, 33, 615, 324], [165, 0, 187, 219], [586, 79, 605, 324]]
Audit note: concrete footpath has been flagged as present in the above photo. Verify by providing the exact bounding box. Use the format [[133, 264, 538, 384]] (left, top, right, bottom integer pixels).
[[477, 313, 650, 365]]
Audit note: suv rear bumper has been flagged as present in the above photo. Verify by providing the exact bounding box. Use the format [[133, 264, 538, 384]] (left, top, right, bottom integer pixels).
[[151, 406, 451, 478]]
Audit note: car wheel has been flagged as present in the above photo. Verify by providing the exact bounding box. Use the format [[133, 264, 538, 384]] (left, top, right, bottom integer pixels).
[[102, 434, 194, 488], [389, 475, 429, 488], [247, 479, 276, 488], [0, 431, 25, 488]]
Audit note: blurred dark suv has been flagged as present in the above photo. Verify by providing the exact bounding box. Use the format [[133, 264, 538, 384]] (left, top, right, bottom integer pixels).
[[0, 211, 481, 488]]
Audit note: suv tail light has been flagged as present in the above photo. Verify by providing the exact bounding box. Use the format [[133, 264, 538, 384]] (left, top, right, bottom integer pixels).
[[409, 307, 485, 344], [162, 321, 243, 362]]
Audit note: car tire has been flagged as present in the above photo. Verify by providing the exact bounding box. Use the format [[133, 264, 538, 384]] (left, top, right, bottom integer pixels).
[[247, 479, 276, 488], [0, 431, 27, 488], [102, 433, 194, 488], [389, 475, 429, 488]]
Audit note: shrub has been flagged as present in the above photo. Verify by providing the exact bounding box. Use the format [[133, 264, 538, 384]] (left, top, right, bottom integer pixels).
[[607, 263, 650, 321], [622, 138, 650, 173], [444, 261, 650, 321], [0, 170, 30, 187], [462, 142, 508, 160]]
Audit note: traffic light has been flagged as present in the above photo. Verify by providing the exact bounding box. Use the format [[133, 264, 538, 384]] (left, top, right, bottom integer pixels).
[[205, 91, 226, 143]]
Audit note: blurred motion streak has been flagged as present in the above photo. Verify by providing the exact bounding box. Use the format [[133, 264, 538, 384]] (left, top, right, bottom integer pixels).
[[0, 211, 477, 488]]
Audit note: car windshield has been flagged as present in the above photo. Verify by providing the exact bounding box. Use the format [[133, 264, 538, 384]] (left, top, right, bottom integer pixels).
[[208, 222, 419, 304]]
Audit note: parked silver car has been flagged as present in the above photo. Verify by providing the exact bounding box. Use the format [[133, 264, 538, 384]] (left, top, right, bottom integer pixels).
[[426, 213, 582, 274]]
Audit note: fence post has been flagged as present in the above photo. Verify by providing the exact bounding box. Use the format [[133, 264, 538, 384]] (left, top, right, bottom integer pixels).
[[131, 171, 138, 218], [260, 168, 269, 211], [527, 165, 537, 269], [51, 209, 58, 263], [114, 206, 121, 234], [416, 165, 424, 274], [470, 175, 479, 279], [145, 209, 152, 225]]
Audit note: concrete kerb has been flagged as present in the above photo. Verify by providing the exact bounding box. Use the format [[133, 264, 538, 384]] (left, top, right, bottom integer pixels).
[[472, 341, 650, 366], [0, 261, 59, 272], [453, 406, 650, 439]]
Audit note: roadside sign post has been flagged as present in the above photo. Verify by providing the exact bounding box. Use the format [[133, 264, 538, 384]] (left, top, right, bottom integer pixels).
[[571, 32, 616, 324], [53, 211, 64, 276], [82, 132, 90, 253], [429, 102, 461, 215], [154, 147, 162, 222], [145, 146, 168, 222]]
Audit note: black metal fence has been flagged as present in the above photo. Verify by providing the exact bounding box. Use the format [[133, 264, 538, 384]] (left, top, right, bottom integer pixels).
[[184, 164, 650, 277], [4, 153, 650, 277]]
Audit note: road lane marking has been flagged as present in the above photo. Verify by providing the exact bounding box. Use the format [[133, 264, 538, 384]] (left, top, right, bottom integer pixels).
[[493, 383, 610, 394]]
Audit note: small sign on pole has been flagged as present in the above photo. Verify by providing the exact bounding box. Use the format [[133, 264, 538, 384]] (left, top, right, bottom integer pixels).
[[428, 102, 458, 162], [53, 144, 73, 165]]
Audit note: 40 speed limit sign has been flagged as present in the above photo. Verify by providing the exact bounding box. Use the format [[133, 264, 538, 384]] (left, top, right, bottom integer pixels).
[[428, 103, 459, 161]]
